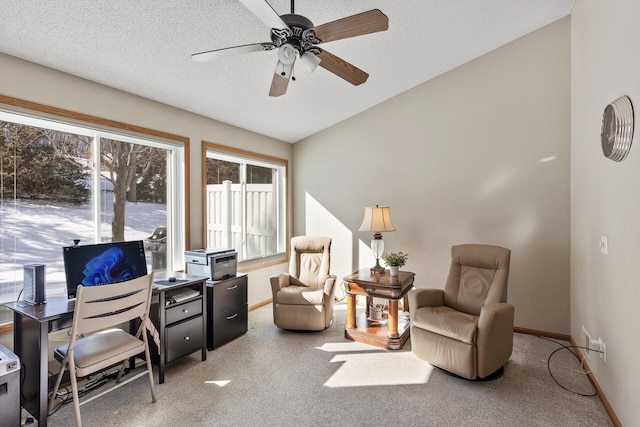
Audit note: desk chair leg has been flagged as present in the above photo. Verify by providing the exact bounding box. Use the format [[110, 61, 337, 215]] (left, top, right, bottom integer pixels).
[[115, 360, 127, 383], [48, 355, 83, 427], [48, 356, 81, 426], [67, 357, 82, 427], [48, 357, 67, 413], [142, 328, 158, 402]]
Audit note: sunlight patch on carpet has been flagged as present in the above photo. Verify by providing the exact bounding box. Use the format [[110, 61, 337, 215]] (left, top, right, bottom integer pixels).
[[324, 351, 433, 388], [316, 341, 386, 352], [205, 380, 230, 387]]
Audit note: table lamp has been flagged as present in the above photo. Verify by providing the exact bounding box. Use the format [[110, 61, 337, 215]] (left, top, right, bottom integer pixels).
[[359, 205, 396, 274]]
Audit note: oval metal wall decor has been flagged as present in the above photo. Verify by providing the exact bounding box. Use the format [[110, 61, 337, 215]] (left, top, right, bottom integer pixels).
[[601, 95, 634, 162]]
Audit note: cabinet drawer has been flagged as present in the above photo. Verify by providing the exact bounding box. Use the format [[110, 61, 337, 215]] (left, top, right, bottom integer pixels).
[[165, 298, 202, 325], [165, 316, 203, 363], [212, 278, 247, 308], [210, 304, 248, 350]]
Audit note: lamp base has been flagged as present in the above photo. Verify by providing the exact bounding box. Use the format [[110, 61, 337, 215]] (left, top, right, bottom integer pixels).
[[370, 260, 386, 275]]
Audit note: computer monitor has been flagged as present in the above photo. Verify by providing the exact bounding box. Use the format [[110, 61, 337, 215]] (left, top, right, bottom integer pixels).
[[63, 240, 148, 299]]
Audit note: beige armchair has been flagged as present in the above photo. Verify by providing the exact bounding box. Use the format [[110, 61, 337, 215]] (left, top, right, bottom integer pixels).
[[270, 236, 337, 331], [408, 244, 513, 380]]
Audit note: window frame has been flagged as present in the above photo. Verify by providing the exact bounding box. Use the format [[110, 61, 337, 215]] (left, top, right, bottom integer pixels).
[[201, 141, 289, 269], [0, 95, 190, 311]]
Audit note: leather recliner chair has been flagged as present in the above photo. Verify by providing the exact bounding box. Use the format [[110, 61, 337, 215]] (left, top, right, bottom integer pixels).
[[270, 236, 337, 331], [408, 244, 514, 380]]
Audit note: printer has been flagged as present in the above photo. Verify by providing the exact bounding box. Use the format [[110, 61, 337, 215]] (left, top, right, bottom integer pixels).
[[185, 248, 237, 281]]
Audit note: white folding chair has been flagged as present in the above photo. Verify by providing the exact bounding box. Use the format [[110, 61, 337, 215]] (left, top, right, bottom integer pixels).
[[48, 273, 157, 426]]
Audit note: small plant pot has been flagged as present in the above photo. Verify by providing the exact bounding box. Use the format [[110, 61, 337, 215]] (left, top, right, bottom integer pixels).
[[389, 266, 399, 276]]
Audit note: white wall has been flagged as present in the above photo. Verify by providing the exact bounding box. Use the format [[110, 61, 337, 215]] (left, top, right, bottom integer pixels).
[[294, 18, 571, 334], [571, 0, 640, 423], [0, 52, 292, 306]]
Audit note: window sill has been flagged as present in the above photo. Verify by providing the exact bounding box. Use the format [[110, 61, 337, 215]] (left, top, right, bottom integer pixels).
[[238, 252, 287, 273]]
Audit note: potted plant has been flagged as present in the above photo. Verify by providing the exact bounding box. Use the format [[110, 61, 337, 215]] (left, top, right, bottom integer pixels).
[[383, 251, 409, 276]]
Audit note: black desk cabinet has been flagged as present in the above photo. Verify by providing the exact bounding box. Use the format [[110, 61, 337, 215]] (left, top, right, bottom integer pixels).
[[149, 274, 207, 383], [207, 274, 248, 350]]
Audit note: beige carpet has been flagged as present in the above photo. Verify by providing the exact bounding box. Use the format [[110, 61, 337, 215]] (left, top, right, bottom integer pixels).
[[41, 302, 613, 426]]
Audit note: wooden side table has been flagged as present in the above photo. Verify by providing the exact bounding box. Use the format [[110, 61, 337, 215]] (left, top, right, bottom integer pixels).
[[343, 269, 415, 350]]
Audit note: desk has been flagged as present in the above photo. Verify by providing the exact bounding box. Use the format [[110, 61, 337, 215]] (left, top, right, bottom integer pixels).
[[5, 297, 73, 427], [4, 272, 207, 427], [343, 269, 415, 350]]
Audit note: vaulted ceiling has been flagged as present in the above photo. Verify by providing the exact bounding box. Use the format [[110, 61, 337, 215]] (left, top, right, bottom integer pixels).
[[0, 1, 573, 142]]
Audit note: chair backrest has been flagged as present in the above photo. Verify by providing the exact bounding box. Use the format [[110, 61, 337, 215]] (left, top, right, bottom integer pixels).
[[443, 244, 510, 315], [71, 273, 154, 339], [288, 236, 332, 288]]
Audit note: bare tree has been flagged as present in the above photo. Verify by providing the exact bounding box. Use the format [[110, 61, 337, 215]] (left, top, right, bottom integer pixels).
[[100, 139, 164, 241]]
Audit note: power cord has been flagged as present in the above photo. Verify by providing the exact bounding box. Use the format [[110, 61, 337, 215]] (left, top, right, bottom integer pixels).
[[47, 367, 130, 416], [537, 336, 603, 397], [18, 363, 35, 425], [334, 280, 348, 303]]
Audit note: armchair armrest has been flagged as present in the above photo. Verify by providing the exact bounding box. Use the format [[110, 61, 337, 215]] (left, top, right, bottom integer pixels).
[[477, 302, 515, 378], [408, 288, 444, 322], [270, 273, 291, 297], [408, 288, 444, 309], [323, 275, 337, 298]]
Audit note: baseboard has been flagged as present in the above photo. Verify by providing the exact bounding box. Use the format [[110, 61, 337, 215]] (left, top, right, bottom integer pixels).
[[568, 336, 622, 427], [514, 326, 571, 341], [0, 323, 12, 335], [249, 299, 272, 311], [515, 326, 621, 426]]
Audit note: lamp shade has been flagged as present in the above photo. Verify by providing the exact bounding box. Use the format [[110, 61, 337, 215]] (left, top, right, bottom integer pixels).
[[300, 51, 321, 73], [278, 44, 296, 65], [358, 205, 396, 233]]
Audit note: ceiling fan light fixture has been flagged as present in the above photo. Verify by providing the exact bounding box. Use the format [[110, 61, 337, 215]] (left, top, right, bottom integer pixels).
[[278, 44, 296, 65], [300, 51, 321, 73]]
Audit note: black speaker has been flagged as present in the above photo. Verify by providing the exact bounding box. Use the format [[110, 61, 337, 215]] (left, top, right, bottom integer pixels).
[[23, 264, 46, 305]]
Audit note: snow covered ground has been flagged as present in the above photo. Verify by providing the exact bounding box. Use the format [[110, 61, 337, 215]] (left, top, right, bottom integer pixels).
[[0, 198, 166, 302]]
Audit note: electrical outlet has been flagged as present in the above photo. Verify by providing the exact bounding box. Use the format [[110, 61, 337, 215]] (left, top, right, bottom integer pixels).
[[600, 236, 609, 254], [600, 340, 607, 363], [581, 326, 591, 358]]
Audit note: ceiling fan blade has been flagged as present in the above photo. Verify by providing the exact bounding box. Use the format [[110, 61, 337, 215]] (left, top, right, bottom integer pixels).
[[191, 42, 275, 62], [312, 9, 388, 44], [269, 72, 290, 97], [316, 49, 368, 86], [269, 45, 297, 97], [239, 0, 290, 30]]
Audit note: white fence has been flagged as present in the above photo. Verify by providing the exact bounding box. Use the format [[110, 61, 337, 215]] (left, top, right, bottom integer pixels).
[[206, 181, 276, 260]]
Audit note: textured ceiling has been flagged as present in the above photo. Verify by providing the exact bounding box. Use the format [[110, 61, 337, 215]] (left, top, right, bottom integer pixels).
[[0, 1, 573, 143]]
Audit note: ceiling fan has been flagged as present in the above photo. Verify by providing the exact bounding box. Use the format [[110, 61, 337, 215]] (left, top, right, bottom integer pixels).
[[191, 0, 389, 97]]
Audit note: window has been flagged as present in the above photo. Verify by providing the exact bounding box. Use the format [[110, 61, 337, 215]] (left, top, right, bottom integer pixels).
[[0, 108, 186, 321], [203, 142, 287, 264]]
